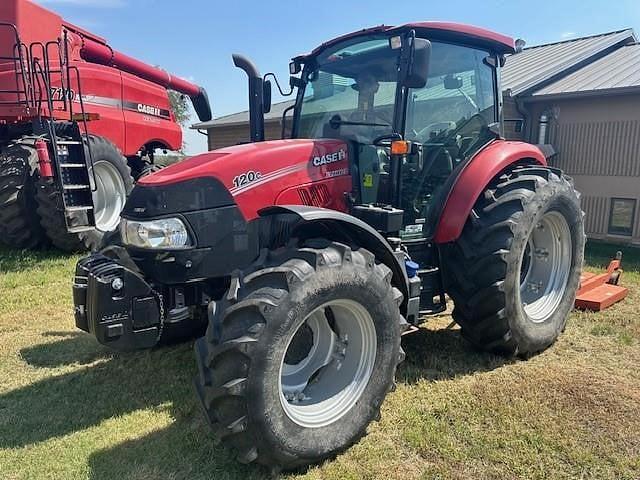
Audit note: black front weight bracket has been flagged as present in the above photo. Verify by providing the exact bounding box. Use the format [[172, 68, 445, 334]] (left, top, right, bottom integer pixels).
[[73, 254, 162, 351]]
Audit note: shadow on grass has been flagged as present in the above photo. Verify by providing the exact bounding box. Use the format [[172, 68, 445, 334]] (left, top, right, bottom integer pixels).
[[585, 240, 640, 272], [397, 325, 512, 384], [20, 332, 113, 368], [4, 324, 509, 479], [3, 334, 263, 479], [87, 419, 264, 480]]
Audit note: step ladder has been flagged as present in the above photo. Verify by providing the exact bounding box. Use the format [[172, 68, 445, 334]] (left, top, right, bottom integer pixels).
[[57, 138, 95, 233], [41, 121, 97, 233]]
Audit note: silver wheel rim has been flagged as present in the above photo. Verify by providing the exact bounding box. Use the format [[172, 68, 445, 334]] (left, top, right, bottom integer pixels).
[[519, 211, 572, 323], [92, 160, 127, 232], [279, 299, 377, 428]]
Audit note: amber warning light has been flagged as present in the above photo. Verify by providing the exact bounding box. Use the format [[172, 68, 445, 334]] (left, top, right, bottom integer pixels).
[[391, 140, 410, 155]]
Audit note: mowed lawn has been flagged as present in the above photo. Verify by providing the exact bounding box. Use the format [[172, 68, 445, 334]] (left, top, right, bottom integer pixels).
[[0, 242, 638, 480]]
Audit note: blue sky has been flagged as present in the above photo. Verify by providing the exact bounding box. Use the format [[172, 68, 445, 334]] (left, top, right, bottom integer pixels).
[[36, 0, 640, 154]]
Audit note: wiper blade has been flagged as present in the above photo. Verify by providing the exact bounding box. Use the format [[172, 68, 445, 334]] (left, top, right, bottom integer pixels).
[[329, 115, 390, 129]]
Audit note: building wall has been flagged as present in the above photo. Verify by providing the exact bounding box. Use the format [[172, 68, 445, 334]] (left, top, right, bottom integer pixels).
[[502, 94, 526, 141], [526, 95, 640, 245], [206, 121, 282, 150]]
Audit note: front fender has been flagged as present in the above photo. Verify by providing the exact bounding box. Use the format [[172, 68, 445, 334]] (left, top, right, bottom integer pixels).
[[259, 205, 409, 315], [433, 140, 546, 244]]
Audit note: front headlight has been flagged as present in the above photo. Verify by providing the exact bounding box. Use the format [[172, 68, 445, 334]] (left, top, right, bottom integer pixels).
[[120, 218, 192, 249]]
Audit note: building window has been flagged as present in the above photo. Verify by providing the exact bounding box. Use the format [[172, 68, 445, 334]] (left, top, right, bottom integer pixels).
[[608, 198, 637, 236]]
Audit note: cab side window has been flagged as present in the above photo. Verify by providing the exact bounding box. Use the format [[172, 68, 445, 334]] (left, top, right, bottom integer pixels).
[[406, 41, 497, 148]]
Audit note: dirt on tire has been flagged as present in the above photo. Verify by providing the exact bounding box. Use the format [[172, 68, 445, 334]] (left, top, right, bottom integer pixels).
[[194, 240, 407, 470], [441, 165, 585, 356]]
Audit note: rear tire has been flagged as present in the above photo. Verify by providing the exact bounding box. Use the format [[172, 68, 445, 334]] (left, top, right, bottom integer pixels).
[[0, 141, 48, 249], [441, 165, 585, 356], [194, 240, 406, 470], [36, 135, 133, 252]]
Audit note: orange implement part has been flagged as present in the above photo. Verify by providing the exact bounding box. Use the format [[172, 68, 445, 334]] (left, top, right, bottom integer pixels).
[[574, 257, 628, 311], [575, 283, 628, 311]]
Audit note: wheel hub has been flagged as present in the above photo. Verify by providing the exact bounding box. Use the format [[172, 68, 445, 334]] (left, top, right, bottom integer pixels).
[[519, 210, 572, 323], [284, 323, 314, 365], [92, 160, 127, 232], [279, 299, 376, 428]]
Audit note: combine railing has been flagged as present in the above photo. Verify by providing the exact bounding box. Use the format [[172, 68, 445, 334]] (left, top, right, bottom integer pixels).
[[0, 22, 33, 110], [0, 23, 97, 232], [0, 23, 70, 115]]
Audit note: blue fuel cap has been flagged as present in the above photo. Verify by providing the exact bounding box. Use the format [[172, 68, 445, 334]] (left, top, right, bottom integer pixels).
[[405, 260, 419, 278]]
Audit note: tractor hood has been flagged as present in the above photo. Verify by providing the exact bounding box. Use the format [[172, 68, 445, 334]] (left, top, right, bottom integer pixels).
[[126, 138, 351, 221]]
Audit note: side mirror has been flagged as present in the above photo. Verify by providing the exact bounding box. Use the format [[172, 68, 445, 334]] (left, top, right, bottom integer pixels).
[[263, 79, 272, 114], [289, 60, 302, 75], [444, 74, 463, 90], [404, 38, 431, 89]]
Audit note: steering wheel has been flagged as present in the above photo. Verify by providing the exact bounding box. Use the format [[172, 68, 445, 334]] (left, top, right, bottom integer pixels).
[[413, 121, 457, 143]]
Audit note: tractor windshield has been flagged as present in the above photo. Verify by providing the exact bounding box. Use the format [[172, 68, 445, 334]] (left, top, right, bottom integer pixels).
[[296, 36, 400, 144]]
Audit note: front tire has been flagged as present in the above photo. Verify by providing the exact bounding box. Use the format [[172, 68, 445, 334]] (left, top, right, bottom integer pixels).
[[441, 165, 585, 356], [194, 240, 406, 469]]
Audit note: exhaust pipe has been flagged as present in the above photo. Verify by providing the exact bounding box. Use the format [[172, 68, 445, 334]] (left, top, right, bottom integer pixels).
[[232, 54, 265, 142]]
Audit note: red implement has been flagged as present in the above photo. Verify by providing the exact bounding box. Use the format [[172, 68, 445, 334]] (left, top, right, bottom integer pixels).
[[575, 252, 628, 311]]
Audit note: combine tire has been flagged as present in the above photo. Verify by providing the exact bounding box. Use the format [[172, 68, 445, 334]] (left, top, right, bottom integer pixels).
[[36, 135, 133, 252], [0, 142, 48, 249], [441, 165, 585, 356], [194, 240, 406, 469], [128, 156, 163, 180]]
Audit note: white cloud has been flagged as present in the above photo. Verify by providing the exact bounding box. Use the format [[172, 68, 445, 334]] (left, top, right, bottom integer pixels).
[[36, 0, 125, 7], [560, 31, 577, 39]]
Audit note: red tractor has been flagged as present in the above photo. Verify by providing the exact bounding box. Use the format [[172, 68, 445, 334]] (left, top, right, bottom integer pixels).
[[73, 22, 585, 469], [0, 0, 211, 251]]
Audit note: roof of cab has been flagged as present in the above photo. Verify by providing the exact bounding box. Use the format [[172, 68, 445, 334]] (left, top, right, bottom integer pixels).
[[294, 21, 516, 61]]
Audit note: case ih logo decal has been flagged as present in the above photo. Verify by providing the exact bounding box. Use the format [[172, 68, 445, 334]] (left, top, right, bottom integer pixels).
[[312, 149, 346, 167], [137, 103, 162, 117], [133, 102, 171, 119]]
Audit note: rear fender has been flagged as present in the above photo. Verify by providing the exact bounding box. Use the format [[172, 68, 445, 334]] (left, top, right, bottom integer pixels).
[[433, 141, 546, 244], [258, 205, 409, 314]]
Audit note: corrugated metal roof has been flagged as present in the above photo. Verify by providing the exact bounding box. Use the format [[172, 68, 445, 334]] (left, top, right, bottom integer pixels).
[[502, 29, 636, 95], [532, 43, 640, 96]]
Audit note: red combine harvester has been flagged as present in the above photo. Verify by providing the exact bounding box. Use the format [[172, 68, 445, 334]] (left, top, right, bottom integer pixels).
[[0, 0, 211, 251], [74, 22, 587, 469]]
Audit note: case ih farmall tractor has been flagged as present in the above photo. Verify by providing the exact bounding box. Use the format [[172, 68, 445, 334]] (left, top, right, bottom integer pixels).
[[0, 0, 211, 251], [73, 22, 585, 469]]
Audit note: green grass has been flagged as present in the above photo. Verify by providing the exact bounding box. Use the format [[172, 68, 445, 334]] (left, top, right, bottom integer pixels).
[[0, 241, 639, 480]]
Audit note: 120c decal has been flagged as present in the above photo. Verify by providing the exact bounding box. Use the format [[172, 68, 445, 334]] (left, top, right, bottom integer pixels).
[[233, 170, 262, 188]]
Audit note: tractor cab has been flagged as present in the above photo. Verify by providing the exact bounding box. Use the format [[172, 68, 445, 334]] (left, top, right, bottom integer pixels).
[[289, 27, 504, 243]]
